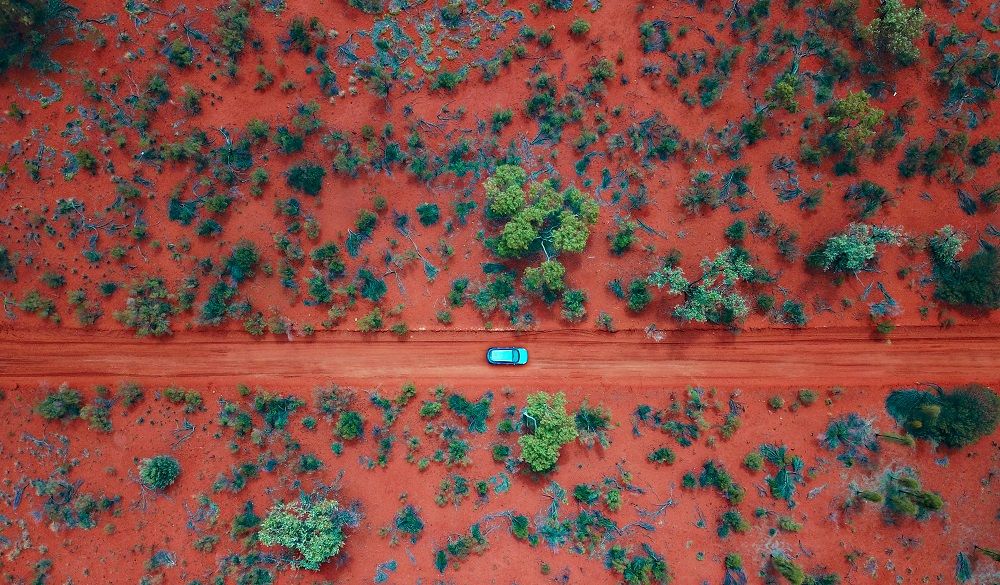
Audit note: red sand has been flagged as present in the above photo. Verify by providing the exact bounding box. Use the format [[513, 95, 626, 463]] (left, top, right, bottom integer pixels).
[[1, 381, 998, 584]]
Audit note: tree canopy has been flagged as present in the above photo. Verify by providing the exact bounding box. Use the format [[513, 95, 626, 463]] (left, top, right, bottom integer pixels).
[[483, 164, 599, 259], [807, 223, 900, 273], [518, 391, 579, 472], [648, 247, 758, 325], [886, 384, 1000, 448], [259, 497, 349, 570]]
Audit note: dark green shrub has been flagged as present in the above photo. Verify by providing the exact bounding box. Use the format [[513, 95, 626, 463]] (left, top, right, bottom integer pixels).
[[0, 0, 77, 73], [648, 447, 676, 465], [394, 505, 424, 543], [138, 455, 181, 490], [416, 203, 440, 226], [934, 248, 1000, 309], [335, 410, 364, 440], [286, 161, 326, 195], [886, 384, 1000, 448], [36, 386, 82, 421], [114, 277, 175, 337]]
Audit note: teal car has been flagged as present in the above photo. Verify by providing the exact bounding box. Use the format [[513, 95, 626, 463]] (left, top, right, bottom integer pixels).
[[486, 347, 528, 365]]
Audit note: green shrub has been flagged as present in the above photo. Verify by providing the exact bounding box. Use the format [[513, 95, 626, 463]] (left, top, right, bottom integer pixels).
[[0, 0, 77, 73], [416, 203, 440, 226], [770, 553, 805, 585], [934, 248, 1000, 309], [743, 451, 764, 472], [259, 497, 349, 570], [114, 277, 175, 337], [573, 483, 601, 504], [335, 410, 364, 440], [518, 391, 578, 472], [569, 18, 591, 36], [139, 455, 181, 490], [36, 386, 82, 421], [286, 161, 326, 195], [81, 403, 112, 432], [648, 447, 676, 465], [394, 505, 424, 543], [885, 384, 1000, 448]]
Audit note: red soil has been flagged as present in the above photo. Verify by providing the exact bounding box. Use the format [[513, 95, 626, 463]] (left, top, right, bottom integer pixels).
[[0, 0, 996, 335], [1, 0, 999, 583], [1, 379, 998, 584]]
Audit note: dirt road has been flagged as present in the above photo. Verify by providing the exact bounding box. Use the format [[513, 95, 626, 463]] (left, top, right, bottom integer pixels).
[[1, 325, 997, 390]]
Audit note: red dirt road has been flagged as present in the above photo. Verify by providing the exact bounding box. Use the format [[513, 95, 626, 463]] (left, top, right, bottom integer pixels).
[[2, 325, 997, 390]]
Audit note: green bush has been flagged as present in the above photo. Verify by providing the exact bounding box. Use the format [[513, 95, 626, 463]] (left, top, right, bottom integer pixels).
[[114, 277, 175, 337], [0, 0, 76, 73], [394, 504, 424, 543], [259, 497, 348, 570], [886, 384, 1000, 448], [36, 386, 83, 421], [225, 241, 260, 284], [934, 248, 1000, 309], [648, 447, 676, 465], [806, 223, 899, 274], [518, 391, 578, 472], [569, 18, 591, 36], [286, 161, 326, 195], [335, 410, 364, 440], [139, 455, 181, 490], [416, 203, 440, 226]]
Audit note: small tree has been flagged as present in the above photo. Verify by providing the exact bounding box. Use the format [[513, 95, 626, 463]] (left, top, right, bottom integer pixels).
[[806, 223, 900, 274], [259, 497, 349, 570], [519, 391, 578, 472], [825, 91, 885, 156], [864, 0, 926, 67], [139, 455, 181, 490], [648, 247, 756, 325]]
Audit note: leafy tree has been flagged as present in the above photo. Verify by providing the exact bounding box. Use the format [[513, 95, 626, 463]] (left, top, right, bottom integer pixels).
[[522, 259, 565, 303], [36, 386, 82, 421], [138, 455, 181, 490], [648, 247, 755, 325], [259, 497, 349, 570], [864, 0, 925, 66], [824, 91, 884, 155], [519, 391, 578, 472], [886, 384, 1000, 448], [483, 164, 599, 259], [806, 223, 899, 273]]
